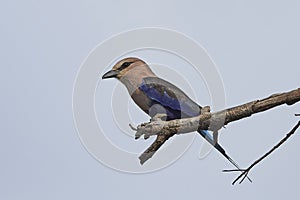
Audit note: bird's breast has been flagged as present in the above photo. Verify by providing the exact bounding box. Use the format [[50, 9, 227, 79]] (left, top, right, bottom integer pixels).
[[130, 89, 152, 114]]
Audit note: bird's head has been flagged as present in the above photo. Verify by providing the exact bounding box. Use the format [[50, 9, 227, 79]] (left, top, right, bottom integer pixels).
[[102, 57, 155, 81]]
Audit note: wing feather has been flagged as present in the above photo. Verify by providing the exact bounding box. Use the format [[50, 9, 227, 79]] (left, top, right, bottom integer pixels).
[[139, 77, 201, 119]]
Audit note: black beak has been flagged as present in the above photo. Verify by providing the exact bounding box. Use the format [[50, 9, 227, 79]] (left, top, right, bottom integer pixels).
[[102, 70, 119, 79]]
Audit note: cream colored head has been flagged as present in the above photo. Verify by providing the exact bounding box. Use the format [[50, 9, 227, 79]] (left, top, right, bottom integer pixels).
[[102, 57, 155, 79], [102, 57, 156, 93]]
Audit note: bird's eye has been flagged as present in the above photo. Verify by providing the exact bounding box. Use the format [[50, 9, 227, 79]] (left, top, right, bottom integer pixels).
[[123, 62, 131, 67], [119, 61, 133, 71]]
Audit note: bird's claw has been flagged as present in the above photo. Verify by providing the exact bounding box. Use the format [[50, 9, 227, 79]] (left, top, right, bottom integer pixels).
[[151, 113, 167, 122]]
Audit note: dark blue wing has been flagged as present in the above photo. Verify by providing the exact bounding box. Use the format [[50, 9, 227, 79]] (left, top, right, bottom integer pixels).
[[139, 77, 201, 120]]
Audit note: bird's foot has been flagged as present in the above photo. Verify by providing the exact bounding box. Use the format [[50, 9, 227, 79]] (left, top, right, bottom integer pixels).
[[200, 106, 211, 114], [151, 113, 167, 122]]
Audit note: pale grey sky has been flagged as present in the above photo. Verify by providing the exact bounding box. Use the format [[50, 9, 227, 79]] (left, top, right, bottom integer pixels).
[[1, 1, 300, 199]]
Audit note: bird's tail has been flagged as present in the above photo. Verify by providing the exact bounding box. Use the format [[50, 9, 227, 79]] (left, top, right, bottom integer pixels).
[[198, 130, 252, 182], [197, 130, 241, 170]]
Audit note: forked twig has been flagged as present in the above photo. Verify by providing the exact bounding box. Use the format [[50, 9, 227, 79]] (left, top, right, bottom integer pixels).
[[223, 120, 300, 185]]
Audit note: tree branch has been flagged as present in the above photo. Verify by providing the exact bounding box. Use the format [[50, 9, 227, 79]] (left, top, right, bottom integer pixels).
[[131, 88, 300, 165], [223, 120, 300, 185]]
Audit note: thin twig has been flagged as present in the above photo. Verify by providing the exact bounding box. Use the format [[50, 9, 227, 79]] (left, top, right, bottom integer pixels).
[[223, 120, 300, 185]]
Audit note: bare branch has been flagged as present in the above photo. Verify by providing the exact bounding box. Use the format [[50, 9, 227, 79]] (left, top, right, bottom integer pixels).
[[135, 88, 300, 164], [223, 120, 300, 185]]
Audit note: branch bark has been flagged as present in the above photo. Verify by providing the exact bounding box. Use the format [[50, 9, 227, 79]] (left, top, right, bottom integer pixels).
[[132, 88, 300, 165]]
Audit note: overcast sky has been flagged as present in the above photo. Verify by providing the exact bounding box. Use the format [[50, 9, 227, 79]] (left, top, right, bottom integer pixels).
[[1, 1, 300, 199]]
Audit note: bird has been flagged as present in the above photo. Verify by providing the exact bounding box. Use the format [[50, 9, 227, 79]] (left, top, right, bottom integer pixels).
[[102, 57, 243, 171]]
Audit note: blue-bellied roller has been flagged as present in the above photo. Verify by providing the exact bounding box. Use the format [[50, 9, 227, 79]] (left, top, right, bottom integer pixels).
[[102, 57, 242, 171]]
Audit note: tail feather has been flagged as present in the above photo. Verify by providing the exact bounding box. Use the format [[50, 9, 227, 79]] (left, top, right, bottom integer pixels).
[[198, 130, 252, 182], [198, 130, 240, 169]]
